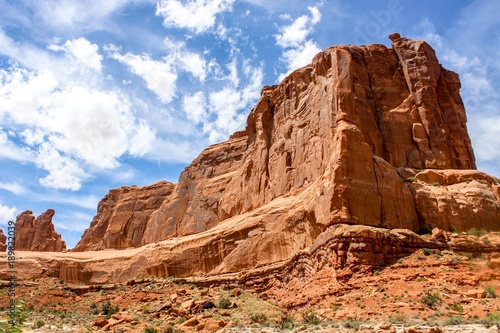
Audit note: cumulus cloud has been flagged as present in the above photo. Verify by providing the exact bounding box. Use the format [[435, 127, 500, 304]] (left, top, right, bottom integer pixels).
[[0, 44, 156, 190], [48, 38, 103, 72], [275, 6, 322, 79], [108, 51, 178, 103], [108, 38, 209, 103], [182, 59, 264, 143], [156, 0, 234, 34], [0, 202, 17, 224]]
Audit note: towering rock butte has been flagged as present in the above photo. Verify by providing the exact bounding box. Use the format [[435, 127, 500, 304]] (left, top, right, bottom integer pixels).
[[8, 35, 498, 285], [74, 34, 498, 253], [15, 209, 66, 252]]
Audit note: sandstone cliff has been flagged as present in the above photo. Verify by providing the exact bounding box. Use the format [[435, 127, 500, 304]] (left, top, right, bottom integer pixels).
[[74, 34, 498, 253], [15, 209, 66, 252], [73, 181, 175, 250], [0, 229, 6, 252]]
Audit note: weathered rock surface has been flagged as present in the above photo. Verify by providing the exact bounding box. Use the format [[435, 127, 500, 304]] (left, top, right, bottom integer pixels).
[[73, 181, 175, 251], [15, 209, 66, 252], [8, 35, 499, 285], [74, 34, 498, 253], [0, 229, 7, 252]]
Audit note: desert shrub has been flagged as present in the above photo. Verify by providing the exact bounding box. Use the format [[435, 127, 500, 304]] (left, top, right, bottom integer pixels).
[[482, 312, 500, 326], [483, 286, 496, 298], [101, 301, 119, 319], [421, 291, 441, 308], [417, 226, 432, 235], [450, 302, 463, 313], [422, 248, 432, 256], [449, 225, 458, 233], [163, 328, 173, 333], [403, 177, 418, 183], [33, 320, 45, 329], [280, 317, 295, 330], [218, 297, 231, 309], [250, 313, 267, 323], [443, 316, 464, 326], [467, 228, 488, 237], [303, 310, 322, 325], [144, 326, 158, 333], [388, 312, 406, 324], [342, 318, 363, 331]]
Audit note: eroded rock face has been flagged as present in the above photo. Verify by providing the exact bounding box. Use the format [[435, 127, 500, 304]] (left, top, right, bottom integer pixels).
[[73, 181, 175, 251], [0, 229, 7, 252], [73, 35, 499, 260], [15, 210, 66, 252]]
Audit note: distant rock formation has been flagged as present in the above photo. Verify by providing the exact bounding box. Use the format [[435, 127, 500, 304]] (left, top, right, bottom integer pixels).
[[74, 34, 498, 253], [15, 209, 66, 252], [0, 229, 6, 252], [73, 181, 175, 251]]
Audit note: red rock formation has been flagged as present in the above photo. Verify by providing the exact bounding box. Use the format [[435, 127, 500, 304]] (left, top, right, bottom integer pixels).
[[73, 181, 174, 251], [0, 229, 7, 252], [74, 35, 498, 254], [15, 209, 66, 252]]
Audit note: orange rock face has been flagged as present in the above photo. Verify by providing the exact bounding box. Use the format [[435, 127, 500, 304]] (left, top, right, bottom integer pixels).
[[15, 209, 66, 252], [0, 229, 7, 252], [73, 181, 175, 251], [74, 35, 498, 253]]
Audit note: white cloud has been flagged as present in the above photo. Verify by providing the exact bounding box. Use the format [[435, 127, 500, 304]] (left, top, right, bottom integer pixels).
[[183, 91, 208, 124], [110, 51, 177, 103], [26, 0, 143, 33], [36, 143, 88, 191], [48, 38, 103, 72], [0, 56, 156, 190], [275, 6, 322, 78], [156, 0, 234, 34], [0, 182, 26, 195], [0, 130, 33, 162], [205, 60, 264, 143], [0, 202, 17, 224]]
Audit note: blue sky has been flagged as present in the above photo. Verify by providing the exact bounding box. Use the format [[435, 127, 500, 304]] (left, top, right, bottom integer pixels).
[[0, 0, 499, 249]]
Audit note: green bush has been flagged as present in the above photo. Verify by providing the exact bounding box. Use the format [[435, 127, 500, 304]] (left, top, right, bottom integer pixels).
[[101, 301, 119, 319], [33, 320, 45, 329], [303, 310, 322, 325], [144, 326, 158, 333], [403, 177, 418, 183], [422, 248, 432, 256], [450, 302, 463, 313], [483, 286, 496, 298], [421, 291, 441, 308], [218, 297, 231, 309], [388, 312, 406, 324], [250, 313, 267, 323], [280, 317, 295, 330], [467, 228, 488, 237], [342, 318, 363, 331], [443, 315, 464, 326]]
